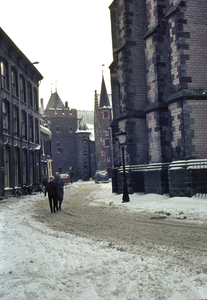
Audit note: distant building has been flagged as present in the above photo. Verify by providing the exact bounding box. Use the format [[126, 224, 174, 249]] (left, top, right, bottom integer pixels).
[[94, 75, 112, 177], [44, 91, 94, 181], [0, 28, 43, 197], [39, 98, 53, 186]]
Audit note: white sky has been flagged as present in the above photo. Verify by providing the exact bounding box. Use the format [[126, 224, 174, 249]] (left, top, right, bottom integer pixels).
[[0, 0, 113, 111], [1, 182, 207, 299]]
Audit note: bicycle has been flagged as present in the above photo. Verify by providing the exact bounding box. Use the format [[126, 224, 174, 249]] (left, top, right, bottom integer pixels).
[[14, 185, 32, 197]]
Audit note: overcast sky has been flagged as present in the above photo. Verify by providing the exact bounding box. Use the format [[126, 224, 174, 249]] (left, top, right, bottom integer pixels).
[[0, 0, 113, 111]]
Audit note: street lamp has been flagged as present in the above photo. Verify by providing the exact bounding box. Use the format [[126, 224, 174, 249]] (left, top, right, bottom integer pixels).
[[117, 130, 130, 203]]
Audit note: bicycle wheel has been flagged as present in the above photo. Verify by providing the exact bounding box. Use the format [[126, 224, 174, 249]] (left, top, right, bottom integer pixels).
[[15, 189, 22, 197]]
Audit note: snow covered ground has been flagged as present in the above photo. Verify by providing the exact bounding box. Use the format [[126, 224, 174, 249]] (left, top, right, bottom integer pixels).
[[0, 181, 207, 300]]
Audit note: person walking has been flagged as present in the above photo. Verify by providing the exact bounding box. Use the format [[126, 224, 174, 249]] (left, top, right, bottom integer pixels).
[[54, 172, 64, 210], [45, 176, 58, 213]]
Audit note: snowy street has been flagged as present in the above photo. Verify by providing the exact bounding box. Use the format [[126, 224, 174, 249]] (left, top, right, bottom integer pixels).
[[0, 181, 207, 299]]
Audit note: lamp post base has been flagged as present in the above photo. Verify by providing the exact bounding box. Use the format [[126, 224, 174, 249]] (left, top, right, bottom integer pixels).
[[122, 183, 130, 202]]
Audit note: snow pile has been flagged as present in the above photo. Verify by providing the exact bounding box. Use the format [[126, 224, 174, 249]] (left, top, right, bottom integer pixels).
[[88, 182, 207, 224], [0, 182, 207, 299]]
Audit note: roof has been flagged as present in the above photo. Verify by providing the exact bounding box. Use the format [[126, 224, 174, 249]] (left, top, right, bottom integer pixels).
[[77, 110, 94, 141], [45, 92, 65, 110], [0, 27, 43, 81], [99, 75, 110, 107]]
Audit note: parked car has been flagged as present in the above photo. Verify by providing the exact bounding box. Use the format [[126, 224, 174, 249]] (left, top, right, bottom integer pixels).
[[95, 171, 109, 184], [60, 174, 70, 184]]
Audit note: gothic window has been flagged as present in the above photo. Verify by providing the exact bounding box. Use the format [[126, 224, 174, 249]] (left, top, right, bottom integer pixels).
[[11, 68, 18, 97], [0, 59, 9, 90], [27, 81, 33, 107], [2, 100, 9, 134], [20, 75, 26, 102]]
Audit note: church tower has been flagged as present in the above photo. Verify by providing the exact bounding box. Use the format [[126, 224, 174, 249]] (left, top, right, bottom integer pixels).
[[94, 74, 112, 177]]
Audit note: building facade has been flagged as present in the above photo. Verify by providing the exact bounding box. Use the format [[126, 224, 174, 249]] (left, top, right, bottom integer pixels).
[[109, 0, 207, 196], [94, 75, 113, 177], [44, 91, 94, 181], [0, 28, 43, 198]]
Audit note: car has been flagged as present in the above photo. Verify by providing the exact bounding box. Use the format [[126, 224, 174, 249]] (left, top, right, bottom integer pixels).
[[95, 171, 109, 184], [60, 174, 70, 184]]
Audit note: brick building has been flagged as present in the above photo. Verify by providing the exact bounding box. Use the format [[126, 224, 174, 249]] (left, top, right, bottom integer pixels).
[[94, 74, 113, 177], [109, 0, 207, 196], [0, 28, 43, 197], [44, 91, 94, 181]]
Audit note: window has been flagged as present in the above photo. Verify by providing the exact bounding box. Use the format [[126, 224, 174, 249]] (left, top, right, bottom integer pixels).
[[84, 150, 87, 157], [4, 147, 10, 187], [35, 118, 39, 144], [11, 68, 18, 97], [21, 111, 27, 140], [1, 60, 9, 90], [20, 75, 26, 102], [59, 167, 62, 173], [22, 150, 27, 184], [69, 127, 72, 133], [56, 126, 60, 133], [105, 139, 110, 147], [84, 162, 87, 168], [33, 87, 38, 111], [41, 138, 45, 155], [14, 148, 20, 186], [100, 137, 102, 143], [28, 115, 33, 142], [107, 157, 111, 162], [83, 136, 87, 142], [29, 151, 33, 185], [103, 111, 109, 119], [27, 82, 33, 107], [2, 101, 9, 134], [105, 130, 109, 136], [13, 106, 19, 137], [57, 142, 62, 153]]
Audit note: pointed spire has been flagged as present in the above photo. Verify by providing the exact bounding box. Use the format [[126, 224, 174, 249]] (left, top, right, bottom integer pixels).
[[94, 90, 98, 111], [99, 74, 110, 108]]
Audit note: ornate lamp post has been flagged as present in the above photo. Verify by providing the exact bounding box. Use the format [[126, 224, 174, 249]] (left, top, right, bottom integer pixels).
[[117, 131, 130, 203]]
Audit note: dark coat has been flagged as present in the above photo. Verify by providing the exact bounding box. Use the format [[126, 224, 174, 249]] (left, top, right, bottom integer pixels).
[[54, 177, 64, 200], [45, 181, 57, 197]]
